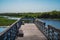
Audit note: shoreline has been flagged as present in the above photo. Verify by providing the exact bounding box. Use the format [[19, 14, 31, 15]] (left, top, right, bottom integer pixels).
[[40, 18, 60, 20]]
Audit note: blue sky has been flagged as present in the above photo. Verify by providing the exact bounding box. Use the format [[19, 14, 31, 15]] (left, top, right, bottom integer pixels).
[[0, 0, 60, 13]]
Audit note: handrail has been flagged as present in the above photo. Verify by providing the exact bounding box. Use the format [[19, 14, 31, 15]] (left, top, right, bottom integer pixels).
[[48, 25, 60, 40], [0, 18, 22, 40], [34, 19, 60, 40], [21, 18, 35, 23]]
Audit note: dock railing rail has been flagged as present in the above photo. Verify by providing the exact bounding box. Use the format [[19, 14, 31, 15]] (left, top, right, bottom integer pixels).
[[0, 19, 22, 40], [34, 19, 60, 40], [48, 25, 60, 40]]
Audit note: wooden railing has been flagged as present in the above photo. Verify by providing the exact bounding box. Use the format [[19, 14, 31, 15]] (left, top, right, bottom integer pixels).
[[34, 19, 60, 40], [0, 19, 22, 40]]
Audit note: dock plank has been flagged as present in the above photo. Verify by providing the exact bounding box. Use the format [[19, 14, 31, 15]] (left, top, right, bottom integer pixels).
[[15, 23, 47, 40]]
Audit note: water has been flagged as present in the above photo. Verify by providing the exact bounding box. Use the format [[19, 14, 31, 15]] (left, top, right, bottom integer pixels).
[[8, 17, 20, 20], [0, 27, 7, 33], [3, 16, 20, 20], [40, 19, 60, 29]]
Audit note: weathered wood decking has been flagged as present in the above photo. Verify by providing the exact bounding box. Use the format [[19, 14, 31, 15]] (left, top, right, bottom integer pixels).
[[15, 23, 47, 40]]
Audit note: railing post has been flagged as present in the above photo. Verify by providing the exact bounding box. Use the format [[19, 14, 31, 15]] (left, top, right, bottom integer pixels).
[[58, 32, 60, 40], [7, 32, 10, 40], [43, 23, 45, 31], [52, 28, 54, 40], [48, 25, 50, 40]]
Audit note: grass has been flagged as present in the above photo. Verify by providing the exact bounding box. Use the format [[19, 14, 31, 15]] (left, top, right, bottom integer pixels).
[[0, 17, 16, 26]]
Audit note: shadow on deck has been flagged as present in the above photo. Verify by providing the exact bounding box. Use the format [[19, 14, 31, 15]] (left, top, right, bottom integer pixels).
[[15, 23, 47, 40]]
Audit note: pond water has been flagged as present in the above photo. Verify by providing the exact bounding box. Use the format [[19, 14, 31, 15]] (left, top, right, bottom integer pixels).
[[0, 27, 7, 33], [3, 16, 20, 20], [40, 19, 60, 29]]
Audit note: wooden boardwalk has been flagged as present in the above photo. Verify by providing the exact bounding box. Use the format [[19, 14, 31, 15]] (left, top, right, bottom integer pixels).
[[15, 23, 47, 40]]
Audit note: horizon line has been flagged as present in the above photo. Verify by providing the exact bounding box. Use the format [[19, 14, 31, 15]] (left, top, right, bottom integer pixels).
[[0, 10, 60, 13]]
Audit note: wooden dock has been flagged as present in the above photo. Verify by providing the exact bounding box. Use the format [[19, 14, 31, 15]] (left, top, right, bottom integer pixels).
[[0, 18, 60, 40], [15, 23, 47, 40]]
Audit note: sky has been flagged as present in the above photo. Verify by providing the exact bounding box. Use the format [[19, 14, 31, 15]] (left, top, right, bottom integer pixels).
[[0, 0, 60, 13]]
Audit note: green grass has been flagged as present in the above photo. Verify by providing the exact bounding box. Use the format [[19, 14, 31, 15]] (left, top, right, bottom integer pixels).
[[0, 17, 16, 26]]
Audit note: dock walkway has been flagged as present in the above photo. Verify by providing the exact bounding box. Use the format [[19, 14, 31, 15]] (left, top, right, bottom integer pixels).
[[15, 23, 47, 40]]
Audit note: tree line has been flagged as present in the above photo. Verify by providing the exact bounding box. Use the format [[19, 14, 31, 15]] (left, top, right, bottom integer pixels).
[[0, 10, 60, 19]]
